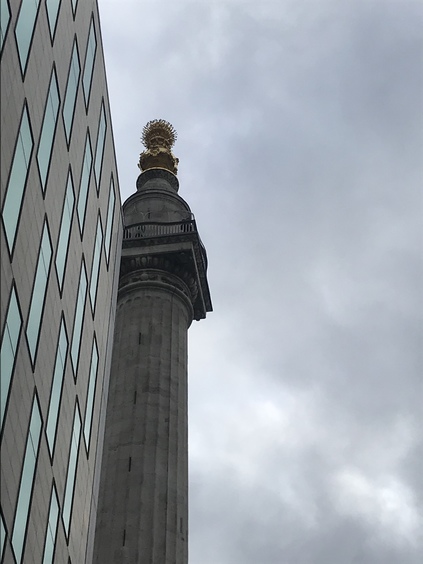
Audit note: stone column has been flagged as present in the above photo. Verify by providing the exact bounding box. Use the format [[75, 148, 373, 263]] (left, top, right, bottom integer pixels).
[[93, 269, 192, 564]]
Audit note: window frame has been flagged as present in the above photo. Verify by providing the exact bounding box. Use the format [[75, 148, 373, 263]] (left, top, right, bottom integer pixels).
[[82, 16, 97, 109], [55, 168, 75, 295], [0, 0, 11, 55], [61, 401, 81, 539], [83, 334, 98, 453], [62, 38, 80, 146], [93, 100, 106, 192], [1, 102, 34, 258], [36, 65, 60, 194], [42, 482, 59, 564], [104, 174, 116, 268], [70, 258, 87, 377], [45, 0, 62, 42], [89, 214, 103, 313], [11, 392, 42, 564], [45, 315, 68, 459], [0, 283, 23, 433], [76, 130, 92, 236], [14, 0, 41, 76]]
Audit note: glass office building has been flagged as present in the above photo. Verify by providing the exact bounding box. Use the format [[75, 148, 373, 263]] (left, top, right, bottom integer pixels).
[[1, 1, 122, 562]]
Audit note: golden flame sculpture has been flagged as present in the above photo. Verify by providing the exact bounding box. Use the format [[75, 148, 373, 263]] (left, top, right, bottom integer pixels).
[[138, 119, 179, 175]]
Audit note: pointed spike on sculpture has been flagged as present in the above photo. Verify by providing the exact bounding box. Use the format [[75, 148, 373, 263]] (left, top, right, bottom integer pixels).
[[138, 119, 179, 175]]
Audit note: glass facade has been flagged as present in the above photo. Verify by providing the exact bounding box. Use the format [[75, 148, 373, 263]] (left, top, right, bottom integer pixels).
[[11, 395, 42, 563], [1, 104, 33, 254], [26, 221, 52, 364], [0, 286, 22, 429], [84, 336, 98, 451], [62, 40, 80, 144], [83, 18, 97, 106], [14, 0, 41, 74], [46, 318, 68, 456], [37, 68, 60, 192], [70, 260, 87, 374], [62, 404, 81, 537], [1, 1, 122, 562], [42, 485, 59, 564], [55, 170, 75, 291], [77, 132, 93, 233]]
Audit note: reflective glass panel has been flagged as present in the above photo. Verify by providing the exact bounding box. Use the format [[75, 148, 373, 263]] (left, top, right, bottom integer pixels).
[[11, 396, 42, 563], [55, 171, 75, 291], [62, 41, 80, 143], [0, 286, 22, 429], [104, 176, 116, 265], [70, 261, 87, 373], [89, 217, 103, 311], [45, 0, 60, 39], [84, 337, 98, 450], [26, 222, 52, 363], [37, 69, 60, 192], [77, 132, 92, 233], [46, 319, 68, 456], [62, 406, 81, 536], [82, 19, 97, 105], [2, 105, 33, 253], [0, 0, 11, 52], [94, 102, 106, 190], [14, 0, 40, 73], [42, 485, 59, 564]]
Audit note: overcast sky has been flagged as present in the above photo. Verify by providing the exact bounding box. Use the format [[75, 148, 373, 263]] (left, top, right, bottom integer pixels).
[[98, 1, 423, 562]]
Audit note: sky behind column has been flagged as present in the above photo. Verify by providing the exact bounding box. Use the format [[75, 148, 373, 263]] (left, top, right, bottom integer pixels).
[[99, 1, 423, 562]]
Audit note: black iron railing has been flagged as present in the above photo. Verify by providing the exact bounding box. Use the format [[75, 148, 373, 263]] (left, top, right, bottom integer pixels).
[[123, 220, 196, 240]]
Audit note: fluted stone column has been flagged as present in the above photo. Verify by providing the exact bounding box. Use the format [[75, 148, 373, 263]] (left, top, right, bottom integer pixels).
[[93, 121, 211, 564]]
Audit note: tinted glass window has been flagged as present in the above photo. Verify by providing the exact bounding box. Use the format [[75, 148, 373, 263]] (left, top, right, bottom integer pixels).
[[55, 171, 75, 291], [0, 286, 22, 429], [14, 0, 40, 73], [84, 336, 98, 451], [77, 132, 92, 233], [42, 485, 59, 564], [62, 405, 81, 536], [89, 216, 103, 311], [26, 222, 52, 363], [62, 41, 80, 143], [45, 0, 60, 39], [94, 102, 106, 190], [82, 19, 97, 106], [46, 318, 68, 456], [0, 0, 11, 52], [2, 105, 33, 254], [37, 69, 60, 192], [11, 396, 42, 563], [104, 176, 116, 266], [70, 261, 87, 373]]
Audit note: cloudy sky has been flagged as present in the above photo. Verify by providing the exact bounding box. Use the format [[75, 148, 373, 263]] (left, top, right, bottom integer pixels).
[[98, 1, 422, 562]]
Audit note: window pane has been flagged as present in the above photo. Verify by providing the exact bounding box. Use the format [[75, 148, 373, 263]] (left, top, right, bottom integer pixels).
[[71, 0, 78, 15], [0, 0, 11, 52], [14, 0, 40, 73], [94, 102, 106, 190], [77, 133, 92, 233], [84, 337, 98, 450], [46, 319, 68, 456], [37, 69, 60, 192], [2, 105, 33, 253], [0, 286, 22, 429], [26, 222, 52, 363], [104, 177, 116, 265], [45, 0, 60, 39], [70, 261, 87, 373], [62, 406, 81, 536], [42, 485, 59, 564], [62, 41, 80, 143], [89, 217, 103, 311], [82, 19, 96, 106], [55, 172, 75, 290], [11, 396, 42, 563]]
